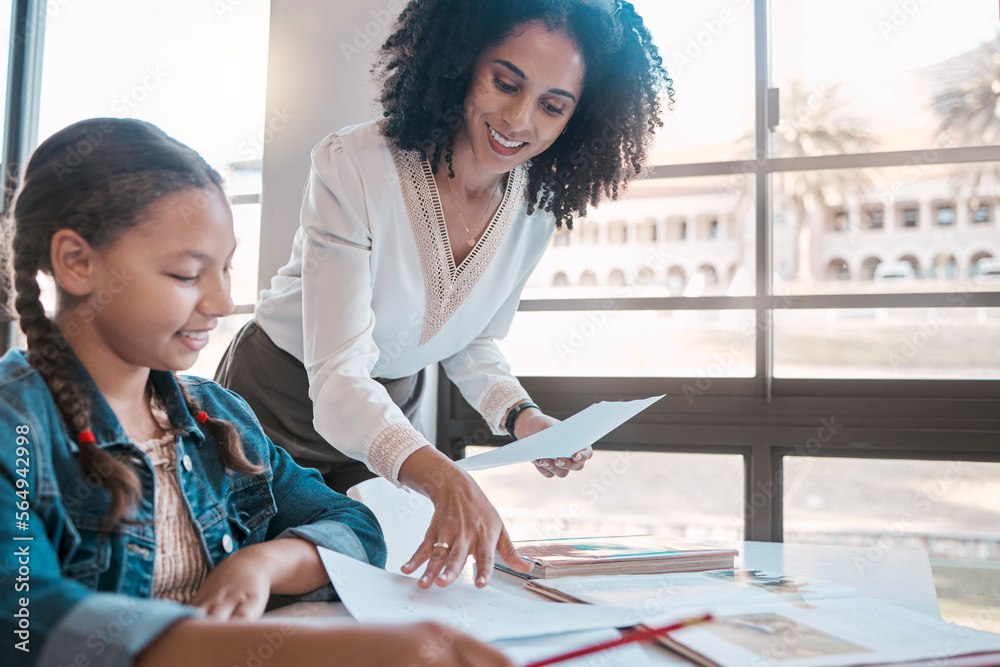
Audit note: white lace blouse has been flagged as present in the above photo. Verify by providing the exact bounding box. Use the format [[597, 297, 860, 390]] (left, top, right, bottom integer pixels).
[[255, 121, 555, 484]]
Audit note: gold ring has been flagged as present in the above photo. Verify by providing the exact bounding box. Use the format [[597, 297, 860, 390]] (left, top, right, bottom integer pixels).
[[432, 541, 451, 550]]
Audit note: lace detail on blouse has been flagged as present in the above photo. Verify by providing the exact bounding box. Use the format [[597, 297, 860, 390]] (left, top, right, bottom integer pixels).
[[480, 380, 530, 433], [134, 397, 209, 604], [369, 420, 428, 482], [390, 145, 528, 346]]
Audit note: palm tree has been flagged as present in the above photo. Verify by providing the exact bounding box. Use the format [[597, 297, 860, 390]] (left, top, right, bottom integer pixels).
[[928, 34, 1000, 202], [735, 80, 877, 281]]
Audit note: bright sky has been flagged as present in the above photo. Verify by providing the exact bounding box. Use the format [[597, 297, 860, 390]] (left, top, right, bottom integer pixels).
[[16, 0, 1000, 171]]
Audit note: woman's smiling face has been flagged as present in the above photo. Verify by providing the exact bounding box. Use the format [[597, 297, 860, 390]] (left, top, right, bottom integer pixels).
[[461, 21, 585, 175]]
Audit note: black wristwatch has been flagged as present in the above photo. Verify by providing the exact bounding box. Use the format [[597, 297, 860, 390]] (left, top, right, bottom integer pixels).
[[505, 401, 539, 440]]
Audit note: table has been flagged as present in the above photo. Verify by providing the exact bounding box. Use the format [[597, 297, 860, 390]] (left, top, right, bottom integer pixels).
[[264, 540, 941, 664]]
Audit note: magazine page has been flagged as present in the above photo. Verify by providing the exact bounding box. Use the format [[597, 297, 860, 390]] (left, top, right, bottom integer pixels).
[[662, 597, 1000, 667], [529, 569, 861, 612]]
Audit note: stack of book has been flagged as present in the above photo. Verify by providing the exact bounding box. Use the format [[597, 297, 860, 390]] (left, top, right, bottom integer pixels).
[[499, 535, 739, 579]]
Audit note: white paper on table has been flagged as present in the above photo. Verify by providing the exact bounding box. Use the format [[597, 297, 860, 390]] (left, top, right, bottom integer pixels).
[[457, 395, 665, 472], [495, 628, 689, 667], [318, 547, 640, 642]]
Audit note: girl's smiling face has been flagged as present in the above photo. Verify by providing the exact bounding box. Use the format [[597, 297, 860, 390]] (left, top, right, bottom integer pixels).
[[461, 21, 585, 175], [71, 186, 236, 372]]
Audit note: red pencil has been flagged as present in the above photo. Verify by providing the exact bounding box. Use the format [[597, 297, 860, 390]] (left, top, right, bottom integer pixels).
[[523, 614, 713, 667]]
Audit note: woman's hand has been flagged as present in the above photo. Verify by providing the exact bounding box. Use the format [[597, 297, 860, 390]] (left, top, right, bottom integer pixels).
[[512, 406, 594, 478], [398, 447, 532, 588], [189, 538, 328, 620]]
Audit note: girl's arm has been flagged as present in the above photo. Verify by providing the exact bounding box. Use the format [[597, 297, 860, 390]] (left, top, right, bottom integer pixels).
[[137, 618, 514, 667]]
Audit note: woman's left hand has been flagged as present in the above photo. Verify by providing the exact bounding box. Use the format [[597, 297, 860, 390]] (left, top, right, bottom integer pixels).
[[515, 409, 594, 478]]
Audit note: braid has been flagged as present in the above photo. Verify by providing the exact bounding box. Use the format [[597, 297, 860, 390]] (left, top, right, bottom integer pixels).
[[11, 237, 140, 530], [174, 377, 264, 476]]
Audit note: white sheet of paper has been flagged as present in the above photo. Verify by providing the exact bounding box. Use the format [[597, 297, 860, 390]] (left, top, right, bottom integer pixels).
[[318, 547, 640, 642], [457, 395, 665, 472], [495, 628, 687, 667]]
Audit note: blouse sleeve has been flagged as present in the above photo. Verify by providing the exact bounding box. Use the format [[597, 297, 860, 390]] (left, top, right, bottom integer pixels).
[[438, 257, 534, 436], [300, 135, 430, 486]]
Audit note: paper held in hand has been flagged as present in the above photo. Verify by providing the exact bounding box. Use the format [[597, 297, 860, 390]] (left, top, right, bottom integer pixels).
[[457, 395, 664, 472], [497, 535, 739, 579]]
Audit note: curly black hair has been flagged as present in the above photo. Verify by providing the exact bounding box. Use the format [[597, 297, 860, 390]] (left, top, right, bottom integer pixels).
[[374, 0, 673, 228]]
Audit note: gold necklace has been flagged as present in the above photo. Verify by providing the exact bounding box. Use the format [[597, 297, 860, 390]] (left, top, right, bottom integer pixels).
[[445, 174, 501, 248]]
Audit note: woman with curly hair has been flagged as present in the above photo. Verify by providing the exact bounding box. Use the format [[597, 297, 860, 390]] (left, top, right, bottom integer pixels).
[[216, 0, 671, 589]]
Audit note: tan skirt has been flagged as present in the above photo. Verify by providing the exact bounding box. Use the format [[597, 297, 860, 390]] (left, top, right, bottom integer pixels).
[[214, 320, 426, 494]]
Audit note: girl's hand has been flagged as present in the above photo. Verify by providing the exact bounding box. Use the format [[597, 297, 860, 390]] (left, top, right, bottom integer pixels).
[[189, 542, 276, 620], [398, 448, 532, 588], [189, 538, 328, 620], [515, 409, 594, 478]]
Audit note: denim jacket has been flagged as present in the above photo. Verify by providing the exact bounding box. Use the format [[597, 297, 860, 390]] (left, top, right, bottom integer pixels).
[[0, 349, 386, 667]]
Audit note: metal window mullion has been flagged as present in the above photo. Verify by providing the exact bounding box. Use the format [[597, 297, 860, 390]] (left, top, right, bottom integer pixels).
[[649, 145, 1000, 180], [2, 0, 46, 353]]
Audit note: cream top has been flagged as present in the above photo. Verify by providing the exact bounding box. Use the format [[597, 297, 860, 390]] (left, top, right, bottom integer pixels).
[[255, 121, 555, 484]]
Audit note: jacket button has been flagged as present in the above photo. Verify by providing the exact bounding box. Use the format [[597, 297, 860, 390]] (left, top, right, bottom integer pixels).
[[181, 454, 193, 472], [222, 534, 234, 553]]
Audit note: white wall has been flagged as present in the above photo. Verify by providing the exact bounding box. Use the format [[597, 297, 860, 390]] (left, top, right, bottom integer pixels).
[[259, 0, 398, 289], [259, 0, 438, 442]]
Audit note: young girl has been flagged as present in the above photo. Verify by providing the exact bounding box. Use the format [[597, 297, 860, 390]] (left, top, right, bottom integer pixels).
[[0, 118, 512, 667]]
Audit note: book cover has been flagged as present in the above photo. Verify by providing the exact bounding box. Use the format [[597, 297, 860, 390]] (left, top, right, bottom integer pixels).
[[501, 535, 739, 579]]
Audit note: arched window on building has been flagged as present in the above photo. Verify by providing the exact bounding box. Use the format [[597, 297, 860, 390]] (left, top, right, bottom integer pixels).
[[607, 220, 628, 244], [698, 264, 718, 285], [667, 266, 686, 294], [552, 271, 569, 287], [970, 252, 994, 277], [861, 256, 881, 281], [636, 266, 655, 285], [580, 269, 598, 286], [552, 228, 570, 247], [608, 268, 627, 287], [932, 253, 957, 279], [899, 255, 921, 278], [826, 259, 850, 281]]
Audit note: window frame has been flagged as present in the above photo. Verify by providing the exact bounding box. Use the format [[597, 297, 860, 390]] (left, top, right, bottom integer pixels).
[[440, 0, 1000, 543]]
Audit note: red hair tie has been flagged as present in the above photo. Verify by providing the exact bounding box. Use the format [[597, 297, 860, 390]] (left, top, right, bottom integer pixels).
[[78, 430, 97, 445], [195, 411, 210, 425]]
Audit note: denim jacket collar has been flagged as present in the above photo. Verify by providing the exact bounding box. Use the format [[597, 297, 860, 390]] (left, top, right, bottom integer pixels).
[[62, 348, 204, 453]]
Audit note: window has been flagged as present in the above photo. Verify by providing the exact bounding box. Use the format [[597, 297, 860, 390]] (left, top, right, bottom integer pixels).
[[935, 203, 956, 226], [972, 201, 992, 224], [607, 219, 628, 244], [463, 1, 1000, 636], [900, 205, 920, 228], [666, 217, 688, 240], [862, 204, 884, 230], [636, 219, 658, 243], [29, 0, 272, 378]]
